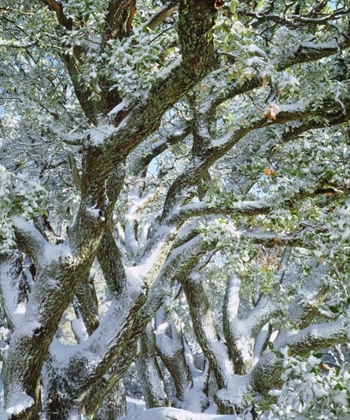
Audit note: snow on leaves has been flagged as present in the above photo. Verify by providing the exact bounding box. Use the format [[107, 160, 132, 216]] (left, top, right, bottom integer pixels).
[[0, 166, 46, 250], [106, 28, 178, 97], [264, 351, 350, 419]]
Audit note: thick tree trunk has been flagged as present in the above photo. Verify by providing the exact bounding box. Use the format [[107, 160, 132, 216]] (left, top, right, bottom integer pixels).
[[93, 381, 126, 420], [138, 322, 170, 409], [180, 273, 232, 391], [155, 307, 192, 403]]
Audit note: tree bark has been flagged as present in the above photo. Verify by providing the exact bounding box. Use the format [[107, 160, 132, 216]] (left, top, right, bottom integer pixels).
[[138, 322, 170, 409]]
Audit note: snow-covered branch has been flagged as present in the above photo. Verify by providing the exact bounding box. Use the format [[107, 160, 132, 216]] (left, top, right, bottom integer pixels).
[[275, 317, 349, 355], [286, 263, 330, 329], [251, 317, 349, 396], [0, 251, 27, 331], [138, 322, 170, 408], [144, 0, 178, 30], [162, 88, 350, 219], [168, 200, 271, 224], [127, 124, 191, 176], [240, 8, 349, 28], [181, 270, 233, 390], [155, 308, 193, 403], [12, 217, 47, 262]]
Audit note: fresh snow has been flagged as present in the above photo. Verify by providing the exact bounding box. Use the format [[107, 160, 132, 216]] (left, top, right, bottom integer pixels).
[[301, 38, 338, 50], [16, 321, 41, 338], [217, 374, 251, 408], [43, 243, 72, 264], [71, 317, 89, 343], [124, 265, 145, 291], [126, 397, 146, 417], [278, 102, 305, 113], [108, 98, 132, 117], [156, 57, 182, 80], [119, 407, 238, 420], [333, 389, 348, 406], [247, 44, 268, 60], [211, 131, 233, 148], [0, 392, 34, 419], [89, 124, 116, 146]]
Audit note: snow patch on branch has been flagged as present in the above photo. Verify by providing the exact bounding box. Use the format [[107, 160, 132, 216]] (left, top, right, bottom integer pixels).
[[119, 407, 238, 420], [108, 97, 133, 117], [231, 200, 270, 212], [0, 392, 34, 419], [12, 217, 42, 241], [124, 265, 146, 292], [211, 131, 233, 148], [217, 374, 251, 409], [17, 321, 41, 338], [156, 57, 182, 80], [43, 243, 73, 265], [300, 38, 338, 50], [89, 124, 116, 146], [278, 102, 305, 113]]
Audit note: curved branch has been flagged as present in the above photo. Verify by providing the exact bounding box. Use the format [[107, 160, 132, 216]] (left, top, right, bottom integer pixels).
[[286, 263, 330, 329], [161, 90, 350, 218], [251, 317, 349, 396], [12, 217, 47, 262], [155, 308, 193, 402], [240, 7, 349, 29], [97, 227, 126, 296], [82, 1, 220, 200], [181, 270, 232, 389], [145, 1, 178, 30], [168, 200, 271, 224], [39, 0, 72, 29], [138, 322, 170, 408], [0, 251, 27, 331]]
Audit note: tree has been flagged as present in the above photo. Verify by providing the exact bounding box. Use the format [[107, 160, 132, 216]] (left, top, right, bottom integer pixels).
[[1, 0, 350, 418]]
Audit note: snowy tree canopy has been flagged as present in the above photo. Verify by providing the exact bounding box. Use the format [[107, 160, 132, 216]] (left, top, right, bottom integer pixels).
[[1, 0, 350, 419]]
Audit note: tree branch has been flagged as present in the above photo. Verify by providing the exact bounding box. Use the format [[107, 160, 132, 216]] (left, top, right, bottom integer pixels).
[[251, 317, 349, 396], [12, 217, 47, 262], [39, 0, 72, 29], [239, 7, 349, 29], [0, 251, 27, 331], [144, 1, 178, 30]]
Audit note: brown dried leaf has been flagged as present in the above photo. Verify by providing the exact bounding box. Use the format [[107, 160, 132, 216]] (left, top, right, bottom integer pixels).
[[263, 168, 276, 176]]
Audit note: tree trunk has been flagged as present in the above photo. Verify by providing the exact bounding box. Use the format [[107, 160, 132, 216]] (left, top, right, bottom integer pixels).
[[155, 307, 192, 403], [93, 381, 126, 420], [138, 322, 170, 408]]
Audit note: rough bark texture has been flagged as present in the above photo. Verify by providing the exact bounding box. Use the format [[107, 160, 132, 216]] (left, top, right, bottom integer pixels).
[[2, 0, 350, 418], [155, 309, 193, 402], [138, 323, 170, 408]]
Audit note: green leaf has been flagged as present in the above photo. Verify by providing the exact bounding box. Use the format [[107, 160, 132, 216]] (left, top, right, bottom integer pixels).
[[329, 305, 340, 314], [334, 383, 343, 391], [229, 0, 240, 14]]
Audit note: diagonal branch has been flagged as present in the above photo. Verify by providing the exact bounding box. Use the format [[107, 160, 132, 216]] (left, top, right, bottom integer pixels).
[[81, 1, 220, 201], [144, 1, 178, 30], [12, 217, 48, 263], [39, 0, 72, 29], [251, 316, 349, 396], [102, 0, 136, 47], [239, 7, 349, 29], [161, 91, 350, 219]]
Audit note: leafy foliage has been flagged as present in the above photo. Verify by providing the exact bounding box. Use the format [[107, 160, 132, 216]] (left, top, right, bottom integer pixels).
[[1, 0, 350, 419]]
